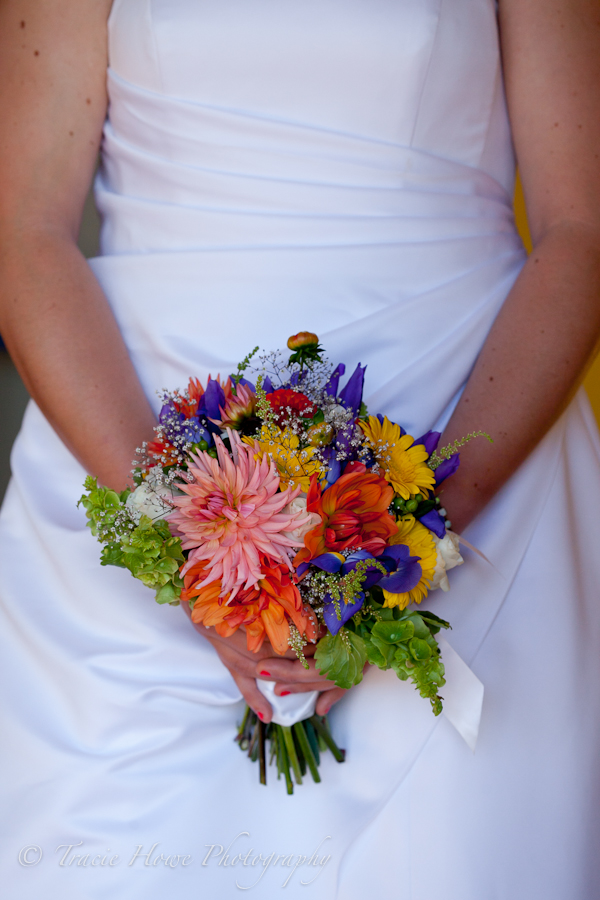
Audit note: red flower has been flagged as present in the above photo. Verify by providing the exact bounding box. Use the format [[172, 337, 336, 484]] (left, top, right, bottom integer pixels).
[[294, 463, 396, 565], [266, 389, 316, 426], [174, 377, 205, 418]]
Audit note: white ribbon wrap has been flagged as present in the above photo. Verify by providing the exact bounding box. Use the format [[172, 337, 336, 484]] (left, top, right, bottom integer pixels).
[[257, 680, 319, 727]]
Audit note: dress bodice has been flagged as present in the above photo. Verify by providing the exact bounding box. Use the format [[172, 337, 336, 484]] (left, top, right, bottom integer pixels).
[[99, 0, 515, 256]]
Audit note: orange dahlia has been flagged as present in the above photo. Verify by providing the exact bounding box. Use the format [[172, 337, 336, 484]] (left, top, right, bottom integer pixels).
[[184, 557, 318, 654], [294, 462, 396, 566]]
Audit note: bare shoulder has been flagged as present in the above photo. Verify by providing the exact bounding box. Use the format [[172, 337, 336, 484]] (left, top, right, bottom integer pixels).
[[0, 0, 114, 237], [498, 0, 600, 241]]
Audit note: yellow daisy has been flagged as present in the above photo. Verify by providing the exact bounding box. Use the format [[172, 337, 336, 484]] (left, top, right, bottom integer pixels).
[[382, 515, 437, 609], [360, 415, 436, 500], [245, 425, 324, 492]]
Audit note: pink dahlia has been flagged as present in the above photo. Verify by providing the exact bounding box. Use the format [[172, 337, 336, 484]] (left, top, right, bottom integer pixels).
[[169, 430, 309, 599], [217, 381, 257, 429]]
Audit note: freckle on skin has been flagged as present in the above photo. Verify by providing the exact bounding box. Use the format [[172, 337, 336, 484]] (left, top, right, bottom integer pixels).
[[86, 98, 91, 105], [20, 20, 25, 28], [34, 50, 39, 56], [69, 131, 74, 137], [489, 376, 494, 382]]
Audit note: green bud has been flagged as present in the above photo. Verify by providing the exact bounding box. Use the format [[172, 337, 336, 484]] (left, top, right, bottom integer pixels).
[[406, 499, 418, 513], [207, 448, 218, 459]]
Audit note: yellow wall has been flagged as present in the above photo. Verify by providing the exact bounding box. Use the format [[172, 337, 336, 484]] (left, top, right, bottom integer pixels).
[[513, 173, 600, 422]]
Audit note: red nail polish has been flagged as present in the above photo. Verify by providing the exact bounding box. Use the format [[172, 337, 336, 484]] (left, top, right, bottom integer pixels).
[[280, 690, 291, 696], [259, 670, 271, 677], [257, 711, 264, 720]]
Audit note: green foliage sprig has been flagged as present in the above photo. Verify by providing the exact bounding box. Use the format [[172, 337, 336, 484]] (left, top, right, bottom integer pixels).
[[232, 345, 260, 389], [315, 594, 450, 714], [79, 477, 184, 605], [429, 431, 492, 470]]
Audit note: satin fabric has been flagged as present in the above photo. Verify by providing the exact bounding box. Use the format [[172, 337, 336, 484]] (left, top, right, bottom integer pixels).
[[2, 1, 600, 897]]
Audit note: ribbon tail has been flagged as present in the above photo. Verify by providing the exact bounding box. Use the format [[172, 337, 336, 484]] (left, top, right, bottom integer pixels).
[[456, 533, 504, 577], [438, 634, 484, 752]]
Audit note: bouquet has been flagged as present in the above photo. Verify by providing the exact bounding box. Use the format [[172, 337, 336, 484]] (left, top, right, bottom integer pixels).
[[81, 333, 485, 792]]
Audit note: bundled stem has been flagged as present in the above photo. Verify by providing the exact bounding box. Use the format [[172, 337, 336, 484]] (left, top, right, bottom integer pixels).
[[235, 706, 344, 792]]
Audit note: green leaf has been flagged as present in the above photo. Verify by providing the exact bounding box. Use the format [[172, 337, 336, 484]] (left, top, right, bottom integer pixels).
[[409, 637, 432, 661], [372, 619, 415, 644], [418, 610, 451, 636], [363, 637, 387, 668], [315, 630, 368, 690], [155, 581, 181, 605], [369, 634, 397, 668]]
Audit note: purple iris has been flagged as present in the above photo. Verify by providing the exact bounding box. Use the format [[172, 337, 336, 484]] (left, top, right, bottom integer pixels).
[[417, 509, 446, 538], [434, 453, 460, 485], [230, 376, 255, 391], [306, 547, 422, 635], [413, 430, 441, 456], [199, 379, 226, 421], [159, 398, 219, 450], [324, 363, 346, 397], [321, 446, 342, 488], [323, 591, 365, 635], [338, 363, 366, 415]]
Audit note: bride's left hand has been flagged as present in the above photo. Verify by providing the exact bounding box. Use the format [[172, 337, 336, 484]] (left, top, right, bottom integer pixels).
[[182, 600, 347, 720], [254, 653, 347, 717]]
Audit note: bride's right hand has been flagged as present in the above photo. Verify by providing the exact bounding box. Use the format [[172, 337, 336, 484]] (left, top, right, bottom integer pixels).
[[181, 602, 345, 722]]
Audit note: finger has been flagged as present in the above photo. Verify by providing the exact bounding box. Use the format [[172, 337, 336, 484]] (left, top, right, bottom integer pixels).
[[272, 681, 341, 696], [229, 672, 273, 723], [209, 639, 263, 680], [255, 656, 330, 684], [315, 688, 346, 716]]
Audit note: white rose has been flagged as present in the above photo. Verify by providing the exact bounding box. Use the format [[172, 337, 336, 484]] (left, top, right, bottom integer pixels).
[[282, 495, 322, 543], [125, 481, 177, 524], [430, 530, 464, 592]]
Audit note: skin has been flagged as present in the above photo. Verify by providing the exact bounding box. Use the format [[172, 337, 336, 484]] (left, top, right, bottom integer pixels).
[[1, 0, 599, 722]]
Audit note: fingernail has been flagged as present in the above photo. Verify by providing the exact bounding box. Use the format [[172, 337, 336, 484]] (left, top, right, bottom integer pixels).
[[257, 711, 264, 720], [280, 690, 291, 696], [259, 670, 271, 677], [322, 705, 331, 716]]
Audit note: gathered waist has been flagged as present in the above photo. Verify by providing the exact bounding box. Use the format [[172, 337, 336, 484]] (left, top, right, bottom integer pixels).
[[98, 69, 519, 256]]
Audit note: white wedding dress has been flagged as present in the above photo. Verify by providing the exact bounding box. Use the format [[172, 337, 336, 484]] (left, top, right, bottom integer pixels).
[[2, 1, 600, 897]]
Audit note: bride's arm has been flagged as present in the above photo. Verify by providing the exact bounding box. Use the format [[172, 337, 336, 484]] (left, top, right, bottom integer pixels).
[[0, 0, 331, 722], [437, 0, 600, 532], [0, 0, 155, 489]]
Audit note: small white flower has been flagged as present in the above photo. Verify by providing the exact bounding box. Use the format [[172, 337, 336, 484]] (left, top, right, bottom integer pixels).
[[430, 530, 464, 592], [282, 494, 322, 543], [125, 481, 178, 525]]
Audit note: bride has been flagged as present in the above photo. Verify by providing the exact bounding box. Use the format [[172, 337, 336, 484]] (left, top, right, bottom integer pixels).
[[1, 1, 599, 897]]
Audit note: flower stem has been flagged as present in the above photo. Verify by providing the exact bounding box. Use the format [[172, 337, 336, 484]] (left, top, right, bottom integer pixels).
[[281, 725, 303, 785], [276, 725, 294, 795], [309, 715, 346, 763], [293, 722, 321, 783], [258, 720, 267, 786]]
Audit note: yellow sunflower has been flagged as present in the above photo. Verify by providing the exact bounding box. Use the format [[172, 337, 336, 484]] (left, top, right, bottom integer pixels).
[[245, 424, 324, 492], [359, 415, 436, 500], [382, 515, 437, 609]]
